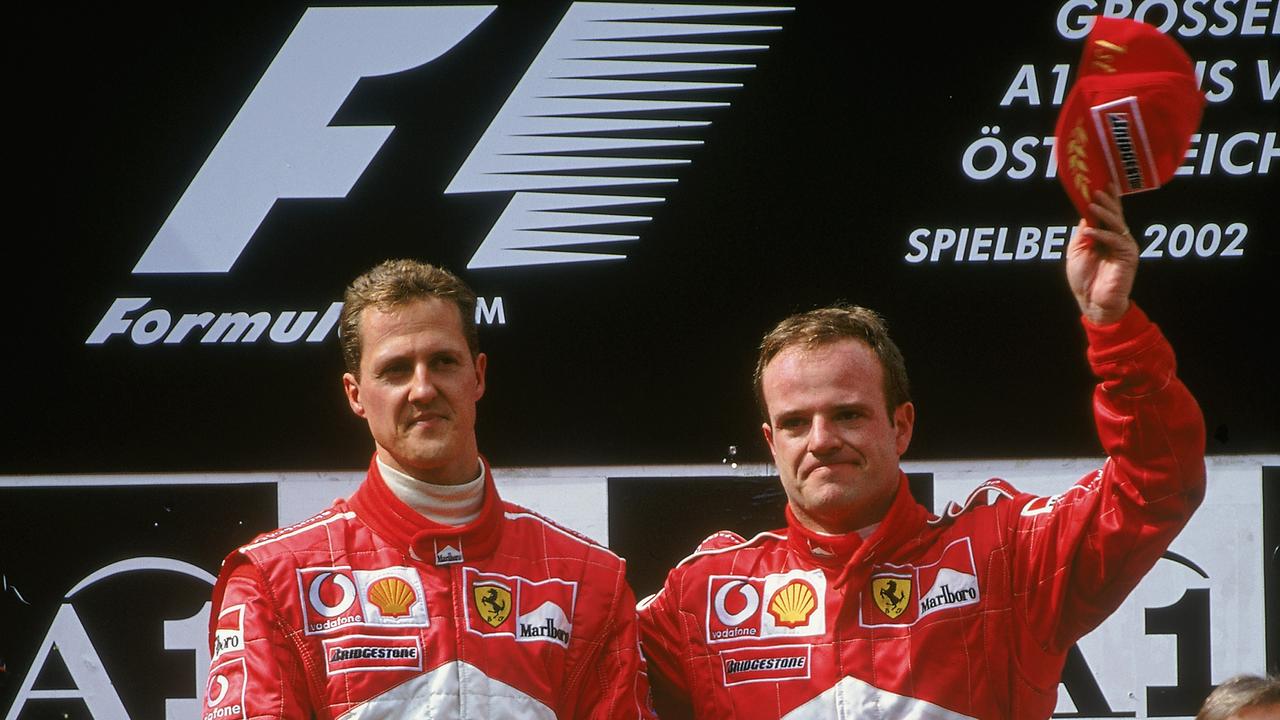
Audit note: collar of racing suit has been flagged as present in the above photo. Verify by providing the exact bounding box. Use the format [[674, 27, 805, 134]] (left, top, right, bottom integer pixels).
[[348, 454, 504, 566], [785, 471, 931, 589]]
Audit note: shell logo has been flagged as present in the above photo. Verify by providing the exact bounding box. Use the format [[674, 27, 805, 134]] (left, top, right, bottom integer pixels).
[[767, 580, 817, 628], [367, 576, 417, 617]]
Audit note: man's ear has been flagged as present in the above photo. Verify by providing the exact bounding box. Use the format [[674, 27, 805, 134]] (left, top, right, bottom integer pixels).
[[473, 352, 488, 401], [343, 372, 366, 419], [894, 402, 915, 457], [762, 422, 776, 459]]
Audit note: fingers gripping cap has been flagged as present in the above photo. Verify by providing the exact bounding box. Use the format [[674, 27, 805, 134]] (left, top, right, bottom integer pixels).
[[1054, 17, 1204, 220]]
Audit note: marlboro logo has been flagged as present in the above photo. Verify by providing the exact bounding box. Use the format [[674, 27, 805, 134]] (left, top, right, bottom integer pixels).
[[860, 538, 981, 628], [917, 539, 981, 618], [519, 617, 570, 643], [463, 567, 576, 647]]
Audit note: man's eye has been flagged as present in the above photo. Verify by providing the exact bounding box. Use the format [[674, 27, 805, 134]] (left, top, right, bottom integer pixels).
[[379, 363, 411, 378], [779, 417, 807, 430]]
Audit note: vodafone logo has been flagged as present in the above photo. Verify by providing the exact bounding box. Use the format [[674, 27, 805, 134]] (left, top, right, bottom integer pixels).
[[307, 572, 356, 618], [714, 580, 760, 626], [206, 675, 229, 707], [202, 658, 247, 720], [297, 566, 364, 634]]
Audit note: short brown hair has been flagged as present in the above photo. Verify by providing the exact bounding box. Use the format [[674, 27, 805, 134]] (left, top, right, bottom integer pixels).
[[1196, 674, 1280, 720], [753, 304, 910, 421], [339, 259, 478, 374]]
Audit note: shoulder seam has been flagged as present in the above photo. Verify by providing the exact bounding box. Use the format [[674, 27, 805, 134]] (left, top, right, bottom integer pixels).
[[239, 510, 356, 553], [674, 530, 787, 570], [503, 509, 620, 561]]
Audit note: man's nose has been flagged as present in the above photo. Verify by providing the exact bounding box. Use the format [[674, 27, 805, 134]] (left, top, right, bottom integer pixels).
[[408, 365, 438, 403], [808, 415, 841, 454]]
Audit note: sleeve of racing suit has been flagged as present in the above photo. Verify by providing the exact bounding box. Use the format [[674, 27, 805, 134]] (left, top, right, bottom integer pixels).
[[564, 561, 658, 720], [636, 576, 695, 720], [202, 560, 315, 720], [1013, 303, 1206, 653]]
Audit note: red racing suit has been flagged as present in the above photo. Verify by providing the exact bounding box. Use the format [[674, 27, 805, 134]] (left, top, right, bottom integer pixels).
[[637, 305, 1205, 719], [202, 458, 654, 720]]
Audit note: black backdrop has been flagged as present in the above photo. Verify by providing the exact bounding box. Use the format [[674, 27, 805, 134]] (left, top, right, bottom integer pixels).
[[6, 3, 1276, 473]]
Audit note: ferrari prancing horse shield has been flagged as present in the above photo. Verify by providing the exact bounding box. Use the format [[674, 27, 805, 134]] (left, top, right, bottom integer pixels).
[[872, 577, 912, 619], [473, 583, 512, 628]]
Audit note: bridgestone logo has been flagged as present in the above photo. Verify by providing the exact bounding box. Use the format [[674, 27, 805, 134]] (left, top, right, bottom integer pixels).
[[1106, 113, 1144, 190], [519, 618, 569, 643], [725, 656, 807, 674], [330, 646, 419, 662]]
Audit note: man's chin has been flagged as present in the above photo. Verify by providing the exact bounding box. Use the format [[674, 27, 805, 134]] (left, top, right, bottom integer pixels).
[[382, 440, 451, 470]]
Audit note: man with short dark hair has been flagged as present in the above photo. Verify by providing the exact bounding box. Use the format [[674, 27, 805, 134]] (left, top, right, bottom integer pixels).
[[202, 259, 653, 719], [638, 188, 1207, 719]]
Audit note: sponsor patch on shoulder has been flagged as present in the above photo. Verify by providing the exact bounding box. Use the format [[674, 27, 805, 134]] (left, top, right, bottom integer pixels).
[[204, 657, 247, 720], [860, 537, 980, 627], [322, 635, 423, 675], [720, 644, 811, 686], [213, 604, 245, 660]]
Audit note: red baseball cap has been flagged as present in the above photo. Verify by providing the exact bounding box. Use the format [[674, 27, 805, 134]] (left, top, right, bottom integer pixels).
[[1054, 17, 1204, 221]]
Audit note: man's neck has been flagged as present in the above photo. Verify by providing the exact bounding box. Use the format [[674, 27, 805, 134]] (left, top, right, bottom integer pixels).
[[792, 507, 881, 539], [377, 457, 485, 526]]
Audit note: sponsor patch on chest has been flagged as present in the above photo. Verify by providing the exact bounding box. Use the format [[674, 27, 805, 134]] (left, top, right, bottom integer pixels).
[[297, 565, 430, 635], [720, 644, 812, 686], [463, 567, 577, 647], [322, 635, 423, 674], [705, 569, 826, 644], [860, 537, 981, 627]]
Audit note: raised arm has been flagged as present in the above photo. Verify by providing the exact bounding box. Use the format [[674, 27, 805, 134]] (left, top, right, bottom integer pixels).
[[1067, 183, 1140, 326]]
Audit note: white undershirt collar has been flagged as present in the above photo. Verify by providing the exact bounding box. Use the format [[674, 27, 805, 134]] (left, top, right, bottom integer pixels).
[[377, 457, 485, 527]]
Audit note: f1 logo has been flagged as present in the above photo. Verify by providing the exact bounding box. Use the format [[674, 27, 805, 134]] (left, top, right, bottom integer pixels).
[[133, 4, 786, 274], [134, 6, 495, 274]]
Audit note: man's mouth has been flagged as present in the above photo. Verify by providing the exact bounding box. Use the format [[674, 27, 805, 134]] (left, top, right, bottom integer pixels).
[[807, 458, 861, 474], [407, 413, 448, 428]]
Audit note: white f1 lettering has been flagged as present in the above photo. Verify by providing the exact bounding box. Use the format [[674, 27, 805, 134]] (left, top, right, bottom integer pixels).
[[133, 6, 495, 274]]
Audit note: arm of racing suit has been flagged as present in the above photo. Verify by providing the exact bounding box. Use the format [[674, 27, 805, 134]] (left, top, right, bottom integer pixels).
[[635, 531, 744, 720], [1013, 303, 1206, 654], [202, 560, 316, 719], [637, 582, 695, 720], [563, 560, 657, 720]]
